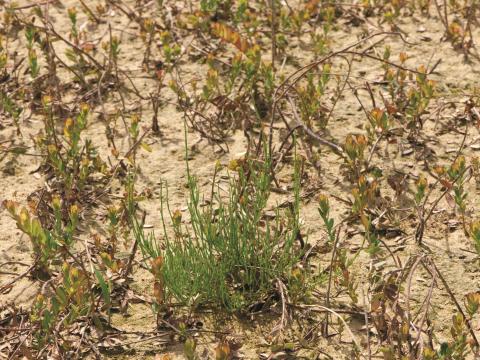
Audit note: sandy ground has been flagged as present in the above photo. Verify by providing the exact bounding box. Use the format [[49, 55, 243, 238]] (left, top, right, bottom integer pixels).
[[2, 0, 480, 358]]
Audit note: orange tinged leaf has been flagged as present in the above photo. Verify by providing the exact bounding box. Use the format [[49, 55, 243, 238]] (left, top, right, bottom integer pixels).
[[151, 256, 163, 278], [153, 280, 164, 305], [215, 341, 231, 360], [439, 178, 452, 190], [211, 22, 250, 53], [155, 355, 171, 360]]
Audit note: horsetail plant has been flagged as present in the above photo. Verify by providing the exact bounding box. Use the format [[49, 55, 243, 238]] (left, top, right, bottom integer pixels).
[[129, 147, 305, 311]]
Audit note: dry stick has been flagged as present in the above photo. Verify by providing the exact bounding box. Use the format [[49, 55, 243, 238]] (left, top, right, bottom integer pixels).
[[271, 278, 288, 339], [412, 269, 436, 357], [361, 35, 391, 54], [170, 68, 230, 148], [442, 0, 449, 30], [270, 0, 276, 72], [106, 0, 146, 31], [42, 3, 62, 100], [275, 124, 302, 169], [453, 120, 469, 165], [79, 0, 104, 24], [8, 322, 30, 360], [51, 51, 88, 87], [291, 304, 362, 350], [287, 96, 345, 156], [296, 305, 363, 350], [190, 44, 233, 69], [433, 0, 450, 42], [285, 43, 424, 106], [324, 225, 342, 338], [73, 324, 89, 360], [377, 237, 402, 268], [273, 31, 417, 100], [0, 261, 31, 267], [463, 5, 480, 60], [46, 23, 105, 71], [96, 25, 112, 129], [82, 237, 95, 275], [169, 89, 228, 144], [424, 257, 480, 349], [323, 54, 353, 126], [347, 81, 370, 119], [362, 289, 372, 360], [116, 66, 150, 101], [134, 0, 156, 12], [10, 0, 55, 10], [122, 211, 145, 280], [269, 32, 381, 156], [0, 260, 38, 294], [366, 133, 383, 170], [456, 121, 470, 233], [99, 333, 170, 349], [106, 26, 133, 137], [405, 255, 424, 354], [365, 81, 377, 109], [106, 0, 165, 32]]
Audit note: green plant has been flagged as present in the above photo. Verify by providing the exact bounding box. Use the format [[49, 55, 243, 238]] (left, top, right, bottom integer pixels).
[[31, 262, 91, 351], [296, 64, 331, 129], [25, 26, 40, 78], [0, 91, 22, 133], [3, 197, 78, 273], [415, 174, 428, 205], [308, 5, 335, 56], [168, 41, 271, 144], [318, 194, 358, 304], [382, 53, 435, 132], [201, 0, 221, 13], [63, 7, 89, 80], [130, 148, 304, 310], [360, 210, 380, 255], [367, 108, 390, 138], [344, 134, 368, 179], [215, 341, 231, 360], [335, 247, 358, 304], [406, 65, 435, 129], [159, 31, 181, 67], [35, 101, 108, 207], [448, 156, 468, 232], [470, 220, 480, 256], [351, 176, 380, 254], [184, 337, 197, 360], [2, 200, 114, 354], [422, 313, 473, 360], [318, 194, 334, 245]]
